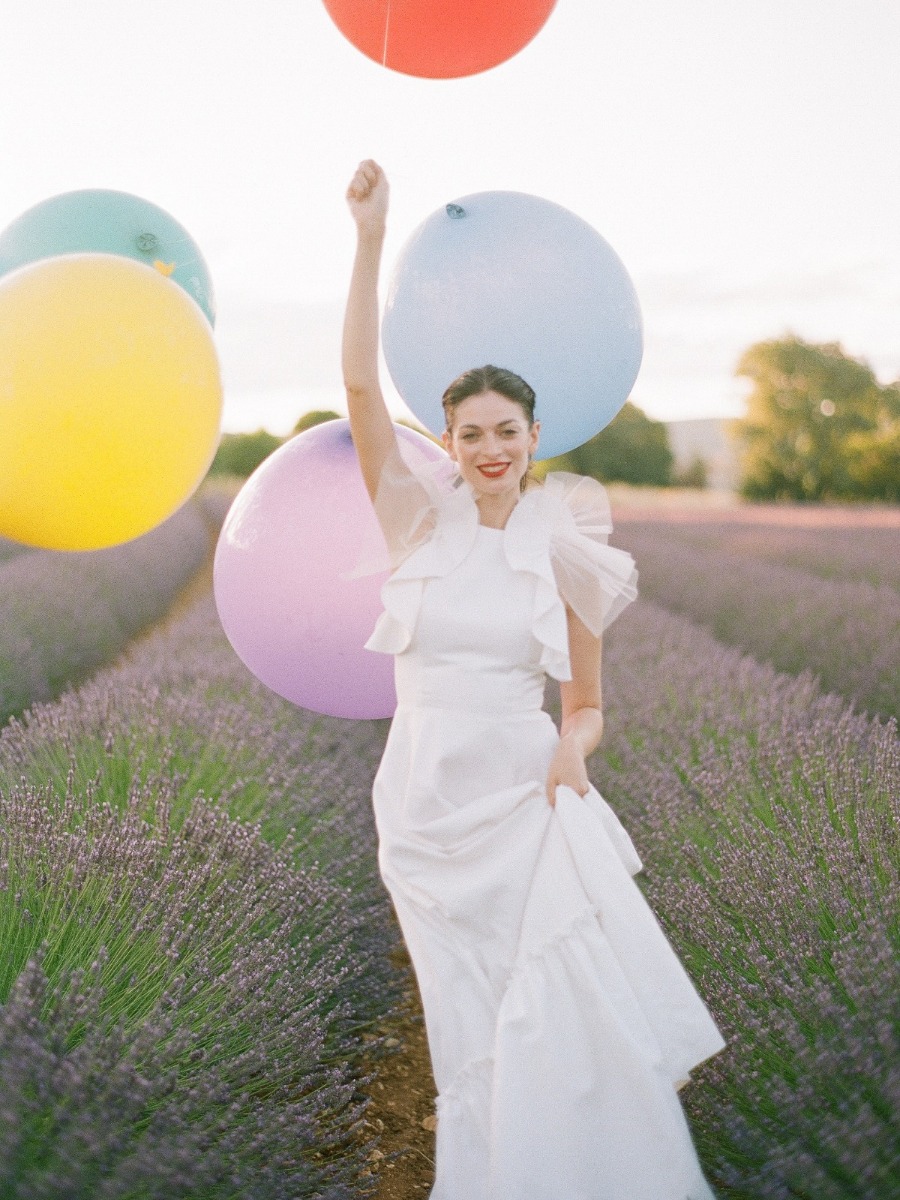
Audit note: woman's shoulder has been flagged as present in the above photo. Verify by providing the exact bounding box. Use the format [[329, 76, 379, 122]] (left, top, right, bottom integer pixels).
[[539, 468, 609, 495], [527, 471, 613, 533], [534, 472, 637, 636]]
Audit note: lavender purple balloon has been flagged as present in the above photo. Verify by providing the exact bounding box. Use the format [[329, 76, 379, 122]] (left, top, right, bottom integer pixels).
[[213, 419, 446, 718]]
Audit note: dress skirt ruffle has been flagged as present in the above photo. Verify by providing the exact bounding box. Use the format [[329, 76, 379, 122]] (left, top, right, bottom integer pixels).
[[374, 703, 725, 1200]]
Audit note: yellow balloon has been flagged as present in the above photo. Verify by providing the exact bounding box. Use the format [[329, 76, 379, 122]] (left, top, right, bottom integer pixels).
[[0, 253, 222, 550]]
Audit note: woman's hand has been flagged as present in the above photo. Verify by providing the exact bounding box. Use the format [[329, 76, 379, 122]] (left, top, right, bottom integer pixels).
[[346, 159, 389, 235], [545, 733, 591, 808]]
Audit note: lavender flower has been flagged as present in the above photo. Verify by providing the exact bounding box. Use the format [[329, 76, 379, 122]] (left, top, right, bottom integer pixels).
[[0, 500, 213, 725], [0, 773, 386, 1197], [1, 583, 403, 1195], [612, 526, 900, 720], [615, 513, 900, 591], [572, 597, 900, 1196]]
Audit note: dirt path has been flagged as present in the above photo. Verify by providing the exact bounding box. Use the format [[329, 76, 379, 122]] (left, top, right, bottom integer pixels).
[[358, 939, 437, 1197]]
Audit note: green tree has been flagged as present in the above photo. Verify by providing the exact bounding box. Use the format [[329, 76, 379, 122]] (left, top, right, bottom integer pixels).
[[535, 401, 673, 486], [843, 404, 900, 501], [293, 409, 341, 435], [734, 336, 900, 501], [671, 454, 709, 489], [207, 429, 282, 477]]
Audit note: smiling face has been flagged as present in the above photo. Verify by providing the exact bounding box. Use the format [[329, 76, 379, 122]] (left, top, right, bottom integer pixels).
[[442, 390, 540, 495]]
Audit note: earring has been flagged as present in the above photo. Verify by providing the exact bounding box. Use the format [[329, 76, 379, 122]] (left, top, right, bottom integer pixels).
[[520, 455, 533, 494]]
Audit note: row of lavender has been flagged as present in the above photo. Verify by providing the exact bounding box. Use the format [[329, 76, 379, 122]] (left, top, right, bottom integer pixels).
[[613, 514, 900, 591], [0, 482, 237, 726], [612, 516, 900, 722], [0, 596, 402, 1197], [574, 597, 898, 1199]]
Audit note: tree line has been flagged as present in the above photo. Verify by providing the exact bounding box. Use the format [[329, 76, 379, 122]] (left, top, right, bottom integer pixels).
[[208, 402, 689, 488], [210, 338, 898, 502]]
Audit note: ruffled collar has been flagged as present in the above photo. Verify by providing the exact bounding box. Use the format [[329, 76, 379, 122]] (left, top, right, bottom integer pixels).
[[367, 475, 572, 679], [363, 466, 635, 670], [388, 474, 554, 578]]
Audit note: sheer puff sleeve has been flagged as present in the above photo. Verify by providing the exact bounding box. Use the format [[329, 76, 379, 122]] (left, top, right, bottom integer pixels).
[[345, 436, 457, 579], [543, 472, 639, 636]]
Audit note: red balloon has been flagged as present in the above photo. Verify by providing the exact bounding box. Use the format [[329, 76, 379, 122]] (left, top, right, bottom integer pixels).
[[322, 0, 558, 79]]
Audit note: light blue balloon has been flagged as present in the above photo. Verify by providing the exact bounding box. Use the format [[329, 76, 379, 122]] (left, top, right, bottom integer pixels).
[[0, 189, 215, 325], [382, 191, 642, 460]]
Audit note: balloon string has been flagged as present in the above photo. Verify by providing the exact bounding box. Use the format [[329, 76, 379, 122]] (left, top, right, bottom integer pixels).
[[382, 0, 392, 66]]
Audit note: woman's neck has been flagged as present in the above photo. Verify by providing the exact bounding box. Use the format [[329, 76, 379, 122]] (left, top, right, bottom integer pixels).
[[474, 487, 521, 529]]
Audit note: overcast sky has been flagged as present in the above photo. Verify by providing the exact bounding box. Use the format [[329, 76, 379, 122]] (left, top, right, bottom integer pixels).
[[1, 0, 897, 433]]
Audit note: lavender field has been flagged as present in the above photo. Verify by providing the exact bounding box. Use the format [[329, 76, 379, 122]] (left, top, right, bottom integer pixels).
[[0, 488, 226, 726], [0, 496, 897, 1197], [0, 538, 31, 565], [0, 599, 401, 1197], [614, 505, 900, 723], [582, 600, 898, 1198]]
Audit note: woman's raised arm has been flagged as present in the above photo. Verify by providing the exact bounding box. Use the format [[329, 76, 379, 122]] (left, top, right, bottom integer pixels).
[[343, 159, 399, 502]]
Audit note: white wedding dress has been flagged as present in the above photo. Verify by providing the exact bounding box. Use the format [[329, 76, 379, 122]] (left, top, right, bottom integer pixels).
[[362, 444, 726, 1200]]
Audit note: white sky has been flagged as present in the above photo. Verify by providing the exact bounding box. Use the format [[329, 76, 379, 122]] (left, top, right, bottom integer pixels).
[[1, 0, 898, 433]]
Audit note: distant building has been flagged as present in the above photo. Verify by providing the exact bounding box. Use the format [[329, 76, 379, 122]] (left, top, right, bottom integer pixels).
[[664, 418, 741, 491]]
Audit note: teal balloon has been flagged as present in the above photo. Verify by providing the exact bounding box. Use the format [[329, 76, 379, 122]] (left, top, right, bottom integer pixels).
[[0, 190, 215, 324]]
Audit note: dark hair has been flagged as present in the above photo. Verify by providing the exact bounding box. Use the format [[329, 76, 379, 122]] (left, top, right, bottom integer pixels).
[[441, 365, 536, 431]]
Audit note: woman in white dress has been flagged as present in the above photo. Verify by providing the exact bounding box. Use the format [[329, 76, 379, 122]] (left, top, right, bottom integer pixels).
[[343, 159, 726, 1200]]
